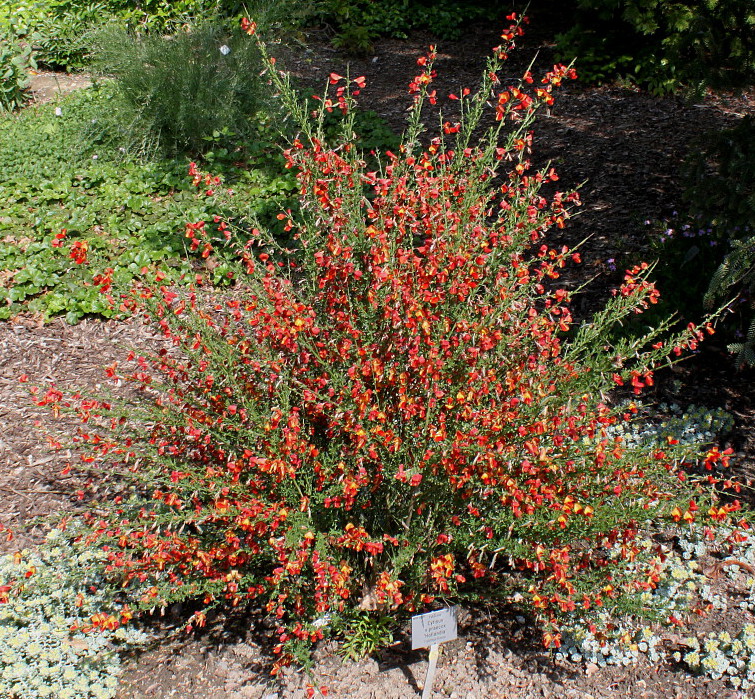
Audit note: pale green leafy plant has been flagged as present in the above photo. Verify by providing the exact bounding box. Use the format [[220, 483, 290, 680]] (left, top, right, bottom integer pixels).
[[0, 526, 148, 699], [338, 611, 395, 661]]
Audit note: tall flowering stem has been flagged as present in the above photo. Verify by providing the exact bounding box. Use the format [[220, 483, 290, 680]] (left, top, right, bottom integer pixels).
[[69, 15, 737, 668]]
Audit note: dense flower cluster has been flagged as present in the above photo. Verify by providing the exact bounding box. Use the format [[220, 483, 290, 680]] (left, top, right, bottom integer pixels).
[[47, 15, 739, 669]]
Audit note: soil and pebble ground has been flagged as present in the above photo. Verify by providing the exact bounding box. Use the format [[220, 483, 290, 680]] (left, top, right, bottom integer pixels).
[[3, 15, 754, 698]]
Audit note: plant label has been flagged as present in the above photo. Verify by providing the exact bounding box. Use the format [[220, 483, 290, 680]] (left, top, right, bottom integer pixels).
[[411, 606, 458, 650]]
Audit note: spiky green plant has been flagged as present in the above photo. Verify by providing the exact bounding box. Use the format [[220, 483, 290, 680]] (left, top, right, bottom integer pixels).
[[89, 20, 269, 156]]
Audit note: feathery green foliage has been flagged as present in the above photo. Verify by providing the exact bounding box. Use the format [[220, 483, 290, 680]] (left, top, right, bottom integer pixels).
[[687, 116, 755, 366], [89, 21, 269, 156], [705, 236, 755, 367]]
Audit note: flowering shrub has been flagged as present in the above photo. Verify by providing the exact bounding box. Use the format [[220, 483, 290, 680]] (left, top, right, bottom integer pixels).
[[59, 15, 741, 670]]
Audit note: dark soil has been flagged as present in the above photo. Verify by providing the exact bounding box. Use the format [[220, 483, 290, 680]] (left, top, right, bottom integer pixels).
[[8, 18, 755, 699]]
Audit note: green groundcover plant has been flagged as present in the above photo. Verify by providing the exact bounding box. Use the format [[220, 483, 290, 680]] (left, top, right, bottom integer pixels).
[[0, 84, 299, 323], [38, 15, 744, 674], [0, 53, 396, 324]]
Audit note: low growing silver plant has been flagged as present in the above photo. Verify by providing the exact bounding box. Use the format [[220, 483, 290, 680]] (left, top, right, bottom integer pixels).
[[0, 527, 147, 699]]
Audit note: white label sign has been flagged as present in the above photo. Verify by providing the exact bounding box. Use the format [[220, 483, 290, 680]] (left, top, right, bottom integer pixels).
[[411, 606, 458, 650]]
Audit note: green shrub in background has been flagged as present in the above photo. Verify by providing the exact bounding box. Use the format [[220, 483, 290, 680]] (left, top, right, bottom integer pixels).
[[0, 0, 251, 72], [29, 2, 106, 71], [0, 33, 35, 111], [555, 0, 755, 93], [680, 117, 754, 366], [1, 0, 109, 71], [293, 0, 498, 54], [89, 21, 270, 156], [101, 0, 245, 33]]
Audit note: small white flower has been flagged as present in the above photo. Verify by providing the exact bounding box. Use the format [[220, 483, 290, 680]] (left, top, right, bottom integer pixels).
[[219, 44, 231, 55], [55, 107, 62, 116]]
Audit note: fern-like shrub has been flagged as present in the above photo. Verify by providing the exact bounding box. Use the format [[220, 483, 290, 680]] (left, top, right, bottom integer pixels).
[[686, 116, 755, 366], [705, 235, 755, 366], [89, 20, 268, 155]]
